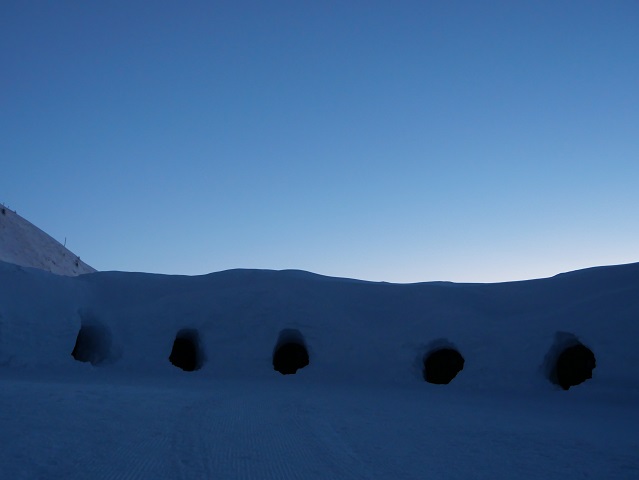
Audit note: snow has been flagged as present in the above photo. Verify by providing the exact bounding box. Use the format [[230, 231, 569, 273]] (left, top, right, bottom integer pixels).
[[0, 259, 638, 478], [0, 206, 95, 276], [2, 377, 637, 480]]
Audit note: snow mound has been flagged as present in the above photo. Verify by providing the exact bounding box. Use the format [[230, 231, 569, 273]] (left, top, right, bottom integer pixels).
[[0, 205, 95, 276], [1, 261, 638, 396]]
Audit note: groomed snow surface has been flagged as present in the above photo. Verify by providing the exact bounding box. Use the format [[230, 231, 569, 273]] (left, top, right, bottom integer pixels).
[[1, 261, 638, 479]]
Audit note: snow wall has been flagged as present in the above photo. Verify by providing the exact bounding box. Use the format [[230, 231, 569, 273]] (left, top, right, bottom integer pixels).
[[1, 260, 638, 393]]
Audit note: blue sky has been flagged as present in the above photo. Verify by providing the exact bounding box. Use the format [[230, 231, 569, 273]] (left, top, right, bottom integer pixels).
[[2, 1, 638, 282]]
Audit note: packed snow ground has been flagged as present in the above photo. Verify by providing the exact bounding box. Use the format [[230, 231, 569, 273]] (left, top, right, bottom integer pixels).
[[2, 374, 638, 480], [1, 261, 638, 479]]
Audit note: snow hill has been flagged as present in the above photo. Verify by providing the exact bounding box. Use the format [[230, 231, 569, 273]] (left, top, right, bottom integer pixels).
[[1, 260, 638, 478], [0, 205, 95, 276]]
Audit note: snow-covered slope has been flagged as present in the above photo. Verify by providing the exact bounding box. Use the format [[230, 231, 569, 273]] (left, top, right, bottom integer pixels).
[[0, 205, 95, 275]]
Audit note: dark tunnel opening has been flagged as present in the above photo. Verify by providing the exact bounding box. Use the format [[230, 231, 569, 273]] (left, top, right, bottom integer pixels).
[[71, 320, 112, 366], [423, 348, 465, 384], [169, 329, 203, 372], [273, 329, 309, 375], [553, 343, 596, 390]]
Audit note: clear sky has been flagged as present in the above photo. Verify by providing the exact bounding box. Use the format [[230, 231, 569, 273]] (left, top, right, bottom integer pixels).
[[1, 1, 638, 283]]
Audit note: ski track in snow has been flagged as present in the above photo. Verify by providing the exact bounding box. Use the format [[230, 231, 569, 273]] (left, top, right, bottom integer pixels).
[[1, 375, 638, 480], [169, 383, 373, 479]]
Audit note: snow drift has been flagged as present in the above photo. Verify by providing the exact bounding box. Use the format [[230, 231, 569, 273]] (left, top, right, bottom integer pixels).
[[1, 260, 638, 395]]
